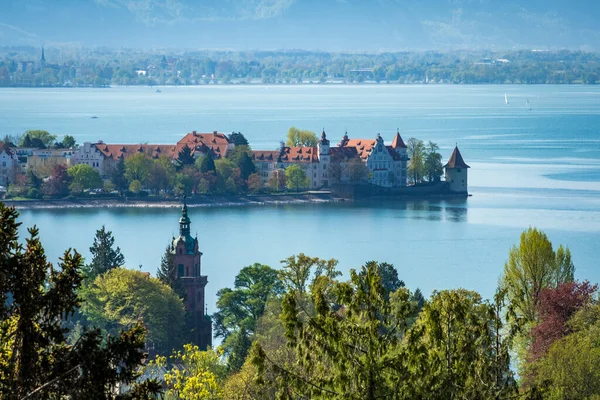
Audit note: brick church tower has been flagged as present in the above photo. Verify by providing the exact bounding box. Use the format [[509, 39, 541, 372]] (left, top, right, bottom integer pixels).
[[172, 200, 212, 349]]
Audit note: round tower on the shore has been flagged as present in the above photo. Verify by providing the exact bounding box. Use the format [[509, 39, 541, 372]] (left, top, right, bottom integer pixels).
[[444, 146, 470, 193]]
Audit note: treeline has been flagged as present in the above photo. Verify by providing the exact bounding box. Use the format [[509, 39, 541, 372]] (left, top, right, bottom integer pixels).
[[1, 47, 599, 87], [2, 199, 599, 398]]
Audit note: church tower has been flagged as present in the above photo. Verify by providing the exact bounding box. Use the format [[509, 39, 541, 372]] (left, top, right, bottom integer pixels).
[[172, 200, 212, 349], [40, 46, 46, 69]]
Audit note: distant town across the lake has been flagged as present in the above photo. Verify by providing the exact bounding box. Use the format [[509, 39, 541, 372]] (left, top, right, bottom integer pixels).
[[1, 46, 598, 87]]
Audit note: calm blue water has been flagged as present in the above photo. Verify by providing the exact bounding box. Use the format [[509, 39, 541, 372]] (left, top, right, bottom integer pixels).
[[1, 85, 599, 312]]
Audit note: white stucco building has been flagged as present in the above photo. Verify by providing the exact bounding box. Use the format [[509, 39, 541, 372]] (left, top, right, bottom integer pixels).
[[0, 144, 18, 186]]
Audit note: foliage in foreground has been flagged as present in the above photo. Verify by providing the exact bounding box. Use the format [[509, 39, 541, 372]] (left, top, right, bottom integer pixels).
[[0, 203, 160, 399]]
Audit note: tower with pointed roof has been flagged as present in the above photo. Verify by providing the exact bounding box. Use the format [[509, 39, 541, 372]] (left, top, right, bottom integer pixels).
[[40, 46, 45, 69], [444, 146, 470, 193], [172, 199, 212, 349], [317, 129, 331, 187], [390, 129, 409, 186]]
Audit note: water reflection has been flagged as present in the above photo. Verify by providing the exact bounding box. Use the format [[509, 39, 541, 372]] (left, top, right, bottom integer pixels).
[[354, 198, 468, 223]]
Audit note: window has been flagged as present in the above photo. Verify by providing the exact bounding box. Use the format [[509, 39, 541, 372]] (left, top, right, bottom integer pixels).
[[178, 264, 184, 277], [323, 164, 327, 170], [1, 162, 5, 167], [457, 168, 462, 173], [314, 173, 317, 178]]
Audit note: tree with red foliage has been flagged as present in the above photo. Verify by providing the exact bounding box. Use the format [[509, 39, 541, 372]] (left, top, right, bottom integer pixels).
[[529, 280, 597, 361], [42, 164, 71, 197]]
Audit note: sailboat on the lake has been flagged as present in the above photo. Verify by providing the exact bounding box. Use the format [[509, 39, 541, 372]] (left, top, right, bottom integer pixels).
[[526, 98, 532, 110], [504, 93, 509, 105]]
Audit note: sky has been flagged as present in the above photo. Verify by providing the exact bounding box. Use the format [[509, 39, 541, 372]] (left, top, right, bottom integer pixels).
[[1, 0, 599, 51]]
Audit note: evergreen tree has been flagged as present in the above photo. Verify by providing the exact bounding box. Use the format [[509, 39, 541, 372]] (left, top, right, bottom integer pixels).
[[157, 244, 185, 300], [177, 145, 195, 168], [228, 131, 249, 146], [110, 158, 128, 194], [236, 151, 256, 181], [85, 225, 125, 280], [199, 152, 216, 173], [0, 204, 160, 399]]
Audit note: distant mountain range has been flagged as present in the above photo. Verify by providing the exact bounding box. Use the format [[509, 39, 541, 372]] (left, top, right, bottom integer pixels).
[[1, 0, 599, 51]]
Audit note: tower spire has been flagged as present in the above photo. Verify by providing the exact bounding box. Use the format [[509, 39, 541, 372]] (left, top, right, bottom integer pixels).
[[179, 196, 191, 237]]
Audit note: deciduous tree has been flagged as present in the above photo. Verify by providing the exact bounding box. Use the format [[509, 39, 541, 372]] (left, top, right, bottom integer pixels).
[[20, 129, 56, 147], [67, 163, 102, 194], [285, 164, 308, 191], [81, 268, 185, 352], [501, 227, 575, 325], [407, 137, 425, 184], [153, 344, 227, 400], [214, 263, 284, 371], [286, 127, 318, 147], [424, 141, 443, 182], [124, 153, 153, 185]]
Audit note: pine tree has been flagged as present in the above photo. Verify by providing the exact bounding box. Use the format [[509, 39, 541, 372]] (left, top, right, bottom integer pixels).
[[0, 203, 160, 399], [85, 225, 125, 280], [157, 244, 185, 300], [237, 151, 256, 181], [177, 145, 195, 168], [110, 158, 128, 194], [199, 152, 216, 173]]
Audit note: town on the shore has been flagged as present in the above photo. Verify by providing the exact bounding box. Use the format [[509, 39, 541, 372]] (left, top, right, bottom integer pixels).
[[0, 127, 469, 202]]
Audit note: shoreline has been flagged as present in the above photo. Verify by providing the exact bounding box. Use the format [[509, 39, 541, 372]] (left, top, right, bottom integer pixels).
[[0, 193, 345, 210]]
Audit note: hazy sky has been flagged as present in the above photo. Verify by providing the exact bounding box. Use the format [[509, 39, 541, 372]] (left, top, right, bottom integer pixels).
[[1, 0, 599, 51]]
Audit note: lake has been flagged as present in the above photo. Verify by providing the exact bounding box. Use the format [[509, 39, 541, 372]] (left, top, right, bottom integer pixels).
[[1, 85, 599, 311]]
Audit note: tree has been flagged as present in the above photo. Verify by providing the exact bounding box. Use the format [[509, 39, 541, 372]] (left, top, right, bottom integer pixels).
[[157, 245, 185, 300], [530, 304, 600, 400], [501, 227, 575, 326], [41, 164, 71, 197], [67, 163, 103, 194], [61, 135, 76, 149], [153, 344, 227, 400], [407, 137, 425, 184], [254, 258, 414, 399], [228, 131, 249, 146], [85, 225, 125, 280], [346, 157, 370, 183], [0, 204, 160, 399], [237, 151, 256, 181], [147, 156, 175, 195], [247, 173, 262, 194], [20, 129, 56, 147], [175, 166, 202, 196], [286, 127, 318, 147], [81, 268, 186, 352], [285, 165, 308, 191], [198, 152, 216, 173], [110, 158, 128, 194], [404, 289, 517, 399], [357, 261, 404, 296], [124, 153, 153, 185], [213, 263, 284, 371], [424, 141, 443, 183], [528, 281, 597, 362], [267, 169, 286, 192], [177, 145, 196, 168]]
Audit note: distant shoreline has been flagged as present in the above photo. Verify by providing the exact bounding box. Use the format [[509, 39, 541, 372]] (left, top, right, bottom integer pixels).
[[1, 82, 597, 89]]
